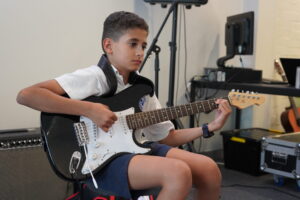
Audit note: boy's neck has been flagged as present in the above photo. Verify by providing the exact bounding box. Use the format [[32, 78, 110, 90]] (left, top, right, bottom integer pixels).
[[105, 55, 130, 84], [110, 64, 130, 84]]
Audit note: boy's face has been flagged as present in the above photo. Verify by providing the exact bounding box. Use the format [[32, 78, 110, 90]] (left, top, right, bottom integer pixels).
[[104, 28, 148, 76]]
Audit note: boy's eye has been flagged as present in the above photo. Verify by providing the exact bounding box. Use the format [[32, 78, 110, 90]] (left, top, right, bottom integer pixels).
[[128, 42, 147, 50], [129, 42, 137, 47]]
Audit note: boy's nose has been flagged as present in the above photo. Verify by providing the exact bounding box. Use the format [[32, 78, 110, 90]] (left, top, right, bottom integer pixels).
[[136, 48, 144, 57]]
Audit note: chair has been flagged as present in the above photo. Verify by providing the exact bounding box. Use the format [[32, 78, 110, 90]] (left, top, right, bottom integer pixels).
[[65, 181, 160, 200]]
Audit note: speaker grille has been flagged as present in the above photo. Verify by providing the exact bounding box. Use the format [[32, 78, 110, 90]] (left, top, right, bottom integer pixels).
[[0, 128, 73, 200]]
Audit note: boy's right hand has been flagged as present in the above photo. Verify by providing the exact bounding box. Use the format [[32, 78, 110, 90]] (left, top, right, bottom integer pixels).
[[88, 103, 118, 132]]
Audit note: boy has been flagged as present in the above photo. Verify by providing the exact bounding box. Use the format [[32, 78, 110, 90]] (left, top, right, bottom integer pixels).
[[17, 11, 231, 200]]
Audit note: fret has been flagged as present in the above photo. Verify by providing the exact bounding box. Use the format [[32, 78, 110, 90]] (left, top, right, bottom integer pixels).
[[154, 110, 161, 124], [160, 109, 165, 122], [210, 99, 217, 109], [126, 115, 132, 129], [200, 101, 206, 112], [150, 111, 158, 124], [141, 113, 148, 127], [166, 108, 173, 120], [141, 112, 149, 127], [183, 105, 188, 116], [160, 109, 165, 121], [195, 102, 202, 113], [177, 106, 183, 118], [146, 111, 153, 125], [185, 103, 193, 115], [134, 115, 140, 128], [179, 105, 185, 117], [173, 106, 179, 118], [191, 102, 199, 114], [167, 107, 174, 120], [162, 108, 168, 121], [207, 100, 212, 111], [175, 107, 181, 118], [136, 114, 143, 128], [205, 100, 211, 112], [130, 115, 137, 129]]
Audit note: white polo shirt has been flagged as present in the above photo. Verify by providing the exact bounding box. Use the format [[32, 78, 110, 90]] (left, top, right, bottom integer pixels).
[[55, 65, 174, 142]]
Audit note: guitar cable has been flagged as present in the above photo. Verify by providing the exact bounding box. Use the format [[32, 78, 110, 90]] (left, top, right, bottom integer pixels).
[[83, 144, 99, 189]]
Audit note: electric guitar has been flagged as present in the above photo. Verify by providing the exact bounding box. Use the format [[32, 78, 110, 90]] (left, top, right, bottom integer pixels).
[[41, 83, 265, 181], [274, 59, 300, 132]]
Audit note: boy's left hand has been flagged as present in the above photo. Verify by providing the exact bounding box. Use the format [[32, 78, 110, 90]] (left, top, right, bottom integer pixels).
[[208, 99, 232, 132]]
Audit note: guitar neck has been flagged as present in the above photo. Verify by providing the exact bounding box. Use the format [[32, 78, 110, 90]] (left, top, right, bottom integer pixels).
[[126, 97, 228, 130]]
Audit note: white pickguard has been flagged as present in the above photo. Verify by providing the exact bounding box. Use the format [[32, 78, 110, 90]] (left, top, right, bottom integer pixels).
[[79, 107, 151, 175]]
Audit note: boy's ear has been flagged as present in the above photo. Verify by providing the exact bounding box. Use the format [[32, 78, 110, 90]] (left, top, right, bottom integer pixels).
[[103, 38, 113, 54]]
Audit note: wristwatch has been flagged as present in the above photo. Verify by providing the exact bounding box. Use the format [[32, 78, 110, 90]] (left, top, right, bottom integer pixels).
[[202, 123, 214, 138]]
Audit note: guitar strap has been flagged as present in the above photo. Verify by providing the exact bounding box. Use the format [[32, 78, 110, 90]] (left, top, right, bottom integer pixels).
[[97, 54, 154, 97], [97, 54, 118, 97]]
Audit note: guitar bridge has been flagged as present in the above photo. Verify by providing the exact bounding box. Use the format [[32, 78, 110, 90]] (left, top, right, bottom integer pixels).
[[74, 122, 89, 146]]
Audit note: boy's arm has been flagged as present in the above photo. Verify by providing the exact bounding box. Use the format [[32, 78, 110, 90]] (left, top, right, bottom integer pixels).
[[16, 79, 117, 132], [160, 99, 232, 147]]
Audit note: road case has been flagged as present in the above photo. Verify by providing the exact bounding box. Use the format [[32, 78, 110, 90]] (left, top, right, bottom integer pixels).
[[260, 132, 300, 189]]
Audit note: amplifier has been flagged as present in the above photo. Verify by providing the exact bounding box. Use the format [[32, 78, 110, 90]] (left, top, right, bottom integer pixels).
[[144, 0, 208, 6], [0, 128, 73, 200], [0, 128, 42, 149]]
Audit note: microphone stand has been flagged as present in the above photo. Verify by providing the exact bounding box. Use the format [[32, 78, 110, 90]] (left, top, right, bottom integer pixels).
[[139, 1, 177, 97], [140, 1, 195, 152]]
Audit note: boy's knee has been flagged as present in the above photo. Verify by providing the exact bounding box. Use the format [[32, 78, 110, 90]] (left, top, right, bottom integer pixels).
[[200, 157, 222, 185], [165, 160, 192, 186]]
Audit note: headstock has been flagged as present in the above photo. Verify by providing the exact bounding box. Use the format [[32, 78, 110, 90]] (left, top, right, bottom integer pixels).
[[274, 59, 288, 82], [228, 91, 265, 109], [274, 59, 284, 76]]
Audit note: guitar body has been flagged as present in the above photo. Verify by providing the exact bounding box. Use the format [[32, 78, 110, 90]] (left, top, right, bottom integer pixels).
[[280, 109, 294, 133], [287, 108, 300, 132], [280, 107, 300, 133], [41, 83, 153, 181]]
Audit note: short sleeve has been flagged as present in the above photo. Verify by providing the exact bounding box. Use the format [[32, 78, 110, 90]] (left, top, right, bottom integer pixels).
[[55, 65, 109, 100]]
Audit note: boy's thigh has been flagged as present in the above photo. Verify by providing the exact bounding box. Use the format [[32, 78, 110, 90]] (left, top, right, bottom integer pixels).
[[127, 154, 185, 190]]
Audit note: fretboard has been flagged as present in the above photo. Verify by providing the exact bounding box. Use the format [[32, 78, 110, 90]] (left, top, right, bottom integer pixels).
[[126, 97, 228, 130]]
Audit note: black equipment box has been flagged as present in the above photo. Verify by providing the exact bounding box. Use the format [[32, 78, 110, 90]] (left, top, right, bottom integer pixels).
[[205, 67, 262, 83], [221, 128, 278, 176], [260, 133, 300, 180]]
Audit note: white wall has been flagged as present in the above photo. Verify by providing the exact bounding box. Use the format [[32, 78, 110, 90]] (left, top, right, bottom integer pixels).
[[0, 0, 135, 130]]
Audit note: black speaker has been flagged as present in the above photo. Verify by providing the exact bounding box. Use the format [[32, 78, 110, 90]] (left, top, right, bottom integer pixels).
[[0, 128, 73, 200]]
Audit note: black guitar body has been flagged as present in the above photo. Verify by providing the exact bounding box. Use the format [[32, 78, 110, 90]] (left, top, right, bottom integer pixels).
[[41, 82, 153, 181]]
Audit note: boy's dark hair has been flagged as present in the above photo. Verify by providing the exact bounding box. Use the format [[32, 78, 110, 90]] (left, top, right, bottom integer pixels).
[[102, 11, 149, 52]]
